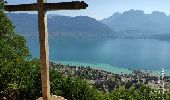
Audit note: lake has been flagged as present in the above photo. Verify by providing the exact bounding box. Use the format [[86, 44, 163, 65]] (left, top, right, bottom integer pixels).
[[26, 37, 170, 74]]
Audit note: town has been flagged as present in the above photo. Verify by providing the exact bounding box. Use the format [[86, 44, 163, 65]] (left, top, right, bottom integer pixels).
[[50, 62, 170, 93]]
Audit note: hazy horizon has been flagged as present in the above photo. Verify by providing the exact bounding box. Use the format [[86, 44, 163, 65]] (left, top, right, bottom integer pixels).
[[6, 9, 170, 21], [6, 0, 170, 20]]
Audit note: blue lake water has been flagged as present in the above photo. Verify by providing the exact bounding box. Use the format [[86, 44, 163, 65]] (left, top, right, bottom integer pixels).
[[26, 37, 170, 73]]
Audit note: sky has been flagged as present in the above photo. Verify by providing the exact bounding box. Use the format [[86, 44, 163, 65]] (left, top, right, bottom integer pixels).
[[6, 0, 170, 20]]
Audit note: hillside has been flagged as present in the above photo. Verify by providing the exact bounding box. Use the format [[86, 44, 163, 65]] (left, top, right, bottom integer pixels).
[[6, 11, 170, 40], [7, 13, 116, 38]]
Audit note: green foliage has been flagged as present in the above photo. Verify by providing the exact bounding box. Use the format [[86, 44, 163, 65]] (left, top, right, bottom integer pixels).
[[106, 85, 169, 100], [0, 2, 41, 99], [50, 68, 105, 100], [0, 1, 4, 11]]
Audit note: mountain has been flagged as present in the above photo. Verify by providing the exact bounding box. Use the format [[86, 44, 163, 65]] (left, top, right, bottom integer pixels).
[[149, 33, 170, 41], [7, 13, 116, 38], [101, 9, 170, 38]]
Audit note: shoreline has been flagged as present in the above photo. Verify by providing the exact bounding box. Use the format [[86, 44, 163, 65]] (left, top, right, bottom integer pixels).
[[52, 60, 170, 76]]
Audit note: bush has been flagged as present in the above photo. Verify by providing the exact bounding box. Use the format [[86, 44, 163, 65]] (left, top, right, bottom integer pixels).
[[50, 68, 105, 100], [106, 85, 169, 100]]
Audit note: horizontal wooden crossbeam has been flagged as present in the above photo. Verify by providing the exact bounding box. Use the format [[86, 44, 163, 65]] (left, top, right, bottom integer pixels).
[[4, 1, 88, 11], [45, 1, 88, 11], [4, 3, 37, 11]]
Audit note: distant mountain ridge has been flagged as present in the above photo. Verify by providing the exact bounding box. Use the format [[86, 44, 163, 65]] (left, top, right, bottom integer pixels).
[[101, 9, 170, 39], [6, 10, 170, 40], [101, 9, 170, 33], [7, 13, 116, 38]]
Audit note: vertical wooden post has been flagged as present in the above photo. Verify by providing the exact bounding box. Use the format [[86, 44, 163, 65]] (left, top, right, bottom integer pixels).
[[37, 0, 50, 100]]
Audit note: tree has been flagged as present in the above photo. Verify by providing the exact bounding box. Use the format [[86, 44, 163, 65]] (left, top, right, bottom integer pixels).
[[0, 1, 41, 99], [50, 69, 105, 100]]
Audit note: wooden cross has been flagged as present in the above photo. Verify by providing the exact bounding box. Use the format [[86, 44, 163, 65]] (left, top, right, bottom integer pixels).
[[4, 0, 88, 100]]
